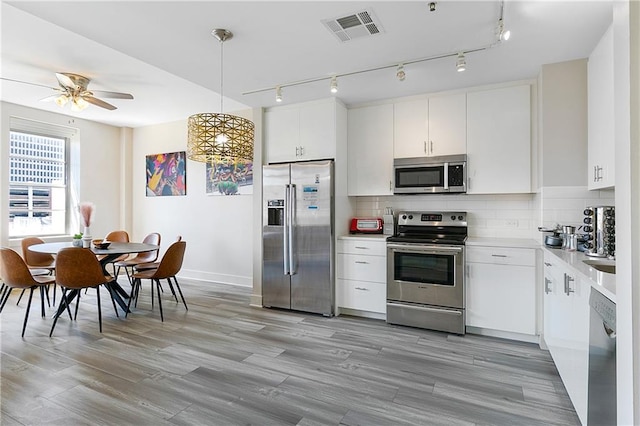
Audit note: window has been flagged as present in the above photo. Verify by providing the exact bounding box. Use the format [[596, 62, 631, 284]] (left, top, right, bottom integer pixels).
[[9, 130, 68, 237]]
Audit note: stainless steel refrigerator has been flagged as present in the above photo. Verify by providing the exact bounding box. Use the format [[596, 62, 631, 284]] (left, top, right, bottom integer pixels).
[[262, 160, 334, 316]]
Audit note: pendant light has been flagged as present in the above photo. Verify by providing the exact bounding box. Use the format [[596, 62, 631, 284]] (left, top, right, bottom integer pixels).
[[187, 29, 254, 163]]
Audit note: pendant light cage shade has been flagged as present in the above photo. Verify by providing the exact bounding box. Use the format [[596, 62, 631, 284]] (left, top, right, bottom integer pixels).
[[187, 112, 254, 162]]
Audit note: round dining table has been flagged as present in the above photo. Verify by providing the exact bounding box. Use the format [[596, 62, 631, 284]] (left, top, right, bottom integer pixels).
[[29, 241, 159, 317]]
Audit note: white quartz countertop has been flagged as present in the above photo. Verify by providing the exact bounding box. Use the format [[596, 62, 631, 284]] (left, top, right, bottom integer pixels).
[[544, 247, 616, 302], [339, 234, 389, 241], [466, 237, 540, 249]]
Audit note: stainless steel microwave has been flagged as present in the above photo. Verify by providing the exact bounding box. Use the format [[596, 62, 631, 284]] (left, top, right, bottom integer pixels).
[[393, 154, 467, 194]]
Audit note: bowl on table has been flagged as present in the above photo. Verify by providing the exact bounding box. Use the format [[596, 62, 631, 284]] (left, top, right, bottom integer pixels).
[[92, 239, 111, 249]]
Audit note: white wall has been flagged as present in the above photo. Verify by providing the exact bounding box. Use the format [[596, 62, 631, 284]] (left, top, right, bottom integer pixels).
[[131, 116, 254, 287], [0, 101, 124, 249]]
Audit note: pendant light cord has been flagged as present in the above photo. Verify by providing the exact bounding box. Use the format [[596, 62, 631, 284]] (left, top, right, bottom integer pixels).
[[220, 38, 224, 114]]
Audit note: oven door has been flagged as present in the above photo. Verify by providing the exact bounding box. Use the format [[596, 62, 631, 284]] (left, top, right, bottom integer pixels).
[[387, 243, 464, 308]]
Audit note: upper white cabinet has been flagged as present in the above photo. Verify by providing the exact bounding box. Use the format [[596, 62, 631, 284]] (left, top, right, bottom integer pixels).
[[587, 24, 615, 190], [347, 104, 394, 196], [393, 93, 466, 158], [466, 84, 531, 194], [264, 98, 338, 163]]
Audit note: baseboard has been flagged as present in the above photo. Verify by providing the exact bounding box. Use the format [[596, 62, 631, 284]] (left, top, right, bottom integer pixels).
[[465, 326, 540, 344], [178, 269, 252, 287], [336, 307, 386, 321]]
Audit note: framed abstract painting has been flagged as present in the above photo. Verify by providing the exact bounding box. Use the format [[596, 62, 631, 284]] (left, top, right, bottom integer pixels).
[[146, 151, 186, 196], [206, 158, 253, 196]]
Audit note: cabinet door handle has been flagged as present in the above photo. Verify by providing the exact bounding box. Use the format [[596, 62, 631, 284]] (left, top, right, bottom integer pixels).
[[563, 273, 568, 295], [430, 140, 434, 154], [544, 262, 552, 267], [423, 141, 427, 154], [491, 254, 507, 258], [566, 275, 575, 294], [544, 277, 551, 294], [355, 261, 369, 265], [354, 246, 369, 250], [355, 287, 369, 291], [295, 146, 300, 157], [300, 146, 304, 156]]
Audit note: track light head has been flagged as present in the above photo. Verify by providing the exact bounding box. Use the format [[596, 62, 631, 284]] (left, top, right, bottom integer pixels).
[[330, 76, 338, 94], [456, 53, 466, 72], [275, 86, 283, 103], [497, 18, 511, 42], [428, 2, 436, 12], [396, 64, 406, 82]]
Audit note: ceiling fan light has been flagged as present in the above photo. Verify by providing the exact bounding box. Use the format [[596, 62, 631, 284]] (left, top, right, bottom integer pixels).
[[71, 97, 89, 111], [55, 94, 69, 107]]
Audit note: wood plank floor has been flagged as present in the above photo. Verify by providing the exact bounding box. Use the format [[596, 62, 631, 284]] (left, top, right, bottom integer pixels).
[[1, 279, 580, 425]]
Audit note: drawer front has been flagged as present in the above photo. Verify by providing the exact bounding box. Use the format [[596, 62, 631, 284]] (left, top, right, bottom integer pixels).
[[337, 279, 386, 313], [338, 239, 387, 256], [337, 253, 386, 282], [466, 247, 535, 266]]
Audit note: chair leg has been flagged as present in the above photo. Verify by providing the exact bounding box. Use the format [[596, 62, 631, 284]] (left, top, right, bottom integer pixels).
[[21, 287, 36, 338], [39, 286, 46, 317], [74, 292, 81, 320], [107, 285, 120, 318], [50, 288, 68, 337], [172, 277, 188, 311], [165, 278, 178, 302], [155, 279, 164, 322], [16, 288, 26, 305], [126, 278, 138, 318], [96, 287, 102, 333], [0, 286, 13, 312], [150, 279, 155, 310]]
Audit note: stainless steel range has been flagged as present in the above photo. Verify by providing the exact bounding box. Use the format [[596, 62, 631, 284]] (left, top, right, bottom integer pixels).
[[386, 211, 467, 334]]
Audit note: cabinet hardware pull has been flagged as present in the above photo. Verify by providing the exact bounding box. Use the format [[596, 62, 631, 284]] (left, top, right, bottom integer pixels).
[[295, 146, 300, 157], [355, 287, 369, 291], [491, 254, 508, 258], [430, 140, 434, 154], [354, 246, 369, 250], [300, 146, 304, 156], [544, 262, 552, 267], [566, 275, 575, 294], [593, 165, 597, 182], [423, 141, 427, 153], [563, 273, 568, 295], [544, 277, 551, 294], [355, 261, 369, 264], [389, 180, 393, 191]]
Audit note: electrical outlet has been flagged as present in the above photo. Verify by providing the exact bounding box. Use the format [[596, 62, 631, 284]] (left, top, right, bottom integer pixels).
[[505, 219, 519, 228]]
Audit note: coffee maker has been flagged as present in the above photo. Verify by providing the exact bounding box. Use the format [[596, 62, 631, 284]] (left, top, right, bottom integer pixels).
[[583, 206, 615, 258]]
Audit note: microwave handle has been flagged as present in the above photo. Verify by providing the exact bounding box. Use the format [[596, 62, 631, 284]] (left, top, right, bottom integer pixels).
[[444, 162, 449, 190]]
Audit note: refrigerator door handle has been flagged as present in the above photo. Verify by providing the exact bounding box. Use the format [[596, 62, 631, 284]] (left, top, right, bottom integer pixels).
[[283, 184, 290, 275], [289, 183, 297, 275]]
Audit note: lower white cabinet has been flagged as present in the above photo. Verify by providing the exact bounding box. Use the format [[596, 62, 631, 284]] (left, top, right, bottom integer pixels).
[[543, 251, 589, 425], [466, 246, 537, 336], [337, 237, 387, 315]]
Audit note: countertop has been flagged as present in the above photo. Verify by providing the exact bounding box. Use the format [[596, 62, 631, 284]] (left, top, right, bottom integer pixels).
[[339, 234, 390, 241], [466, 237, 540, 249], [544, 246, 616, 302]]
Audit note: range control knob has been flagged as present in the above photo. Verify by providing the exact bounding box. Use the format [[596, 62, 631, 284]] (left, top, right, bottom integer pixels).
[[408, 215, 413, 220], [458, 215, 464, 221], [401, 215, 407, 220], [584, 242, 593, 250], [583, 217, 592, 224], [584, 208, 593, 216], [451, 215, 456, 220], [583, 225, 593, 233]]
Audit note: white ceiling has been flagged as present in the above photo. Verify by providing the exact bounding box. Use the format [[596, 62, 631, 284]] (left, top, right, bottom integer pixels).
[[1, 1, 613, 128]]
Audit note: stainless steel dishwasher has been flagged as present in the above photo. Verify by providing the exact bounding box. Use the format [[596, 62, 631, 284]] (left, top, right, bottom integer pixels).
[[587, 287, 616, 425]]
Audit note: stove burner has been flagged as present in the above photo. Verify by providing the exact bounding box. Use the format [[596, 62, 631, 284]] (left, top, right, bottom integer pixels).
[[391, 211, 468, 245]]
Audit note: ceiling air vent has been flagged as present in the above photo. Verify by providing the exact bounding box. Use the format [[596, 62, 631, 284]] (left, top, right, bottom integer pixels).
[[322, 9, 384, 43]]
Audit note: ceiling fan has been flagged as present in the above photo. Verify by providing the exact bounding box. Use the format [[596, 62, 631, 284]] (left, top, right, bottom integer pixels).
[[1, 72, 133, 111]]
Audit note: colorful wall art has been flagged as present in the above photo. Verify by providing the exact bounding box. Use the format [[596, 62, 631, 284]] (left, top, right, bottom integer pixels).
[[206, 159, 253, 196], [146, 151, 186, 196]]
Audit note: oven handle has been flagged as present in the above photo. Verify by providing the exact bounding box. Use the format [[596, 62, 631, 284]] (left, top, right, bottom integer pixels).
[[387, 302, 463, 316], [387, 243, 463, 254]]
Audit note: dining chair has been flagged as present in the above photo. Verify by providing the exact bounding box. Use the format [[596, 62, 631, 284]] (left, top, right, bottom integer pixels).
[[0, 248, 56, 337], [21, 237, 57, 305], [49, 247, 115, 336], [134, 235, 181, 273], [127, 240, 187, 322], [99, 230, 130, 276], [113, 232, 161, 284]]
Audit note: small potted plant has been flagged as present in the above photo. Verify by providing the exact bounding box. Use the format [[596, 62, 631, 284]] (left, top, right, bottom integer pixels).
[[72, 232, 83, 247]]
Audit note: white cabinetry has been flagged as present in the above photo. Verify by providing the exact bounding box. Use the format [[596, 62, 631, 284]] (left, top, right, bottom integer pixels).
[[337, 237, 387, 316], [265, 98, 338, 163], [466, 84, 531, 194], [393, 93, 466, 158], [466, 246, 537, 337], [542, 251, 589, 425], [347, 104, 394, 196], [587, 24, 615, 189]]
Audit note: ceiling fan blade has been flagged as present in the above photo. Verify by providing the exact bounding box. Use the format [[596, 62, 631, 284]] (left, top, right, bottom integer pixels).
[[90, 90, 133, 100], [83, 95, 117, 110], [1, 77, 58, 91], [55, 72, 79, 90]]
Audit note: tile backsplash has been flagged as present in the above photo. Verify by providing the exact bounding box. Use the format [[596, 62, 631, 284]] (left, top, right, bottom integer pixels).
[[354, 186, 615, 240]]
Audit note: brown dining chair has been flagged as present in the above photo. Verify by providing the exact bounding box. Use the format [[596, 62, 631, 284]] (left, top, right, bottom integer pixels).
[[21, 237, 57, 305], [49, 247, 116, 336], [99, 230, 130, 276], [0, 248, 56, 337], [127, 240, 187, 322], [134, 235, 181, 273], [114, 232, 161, 283]]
